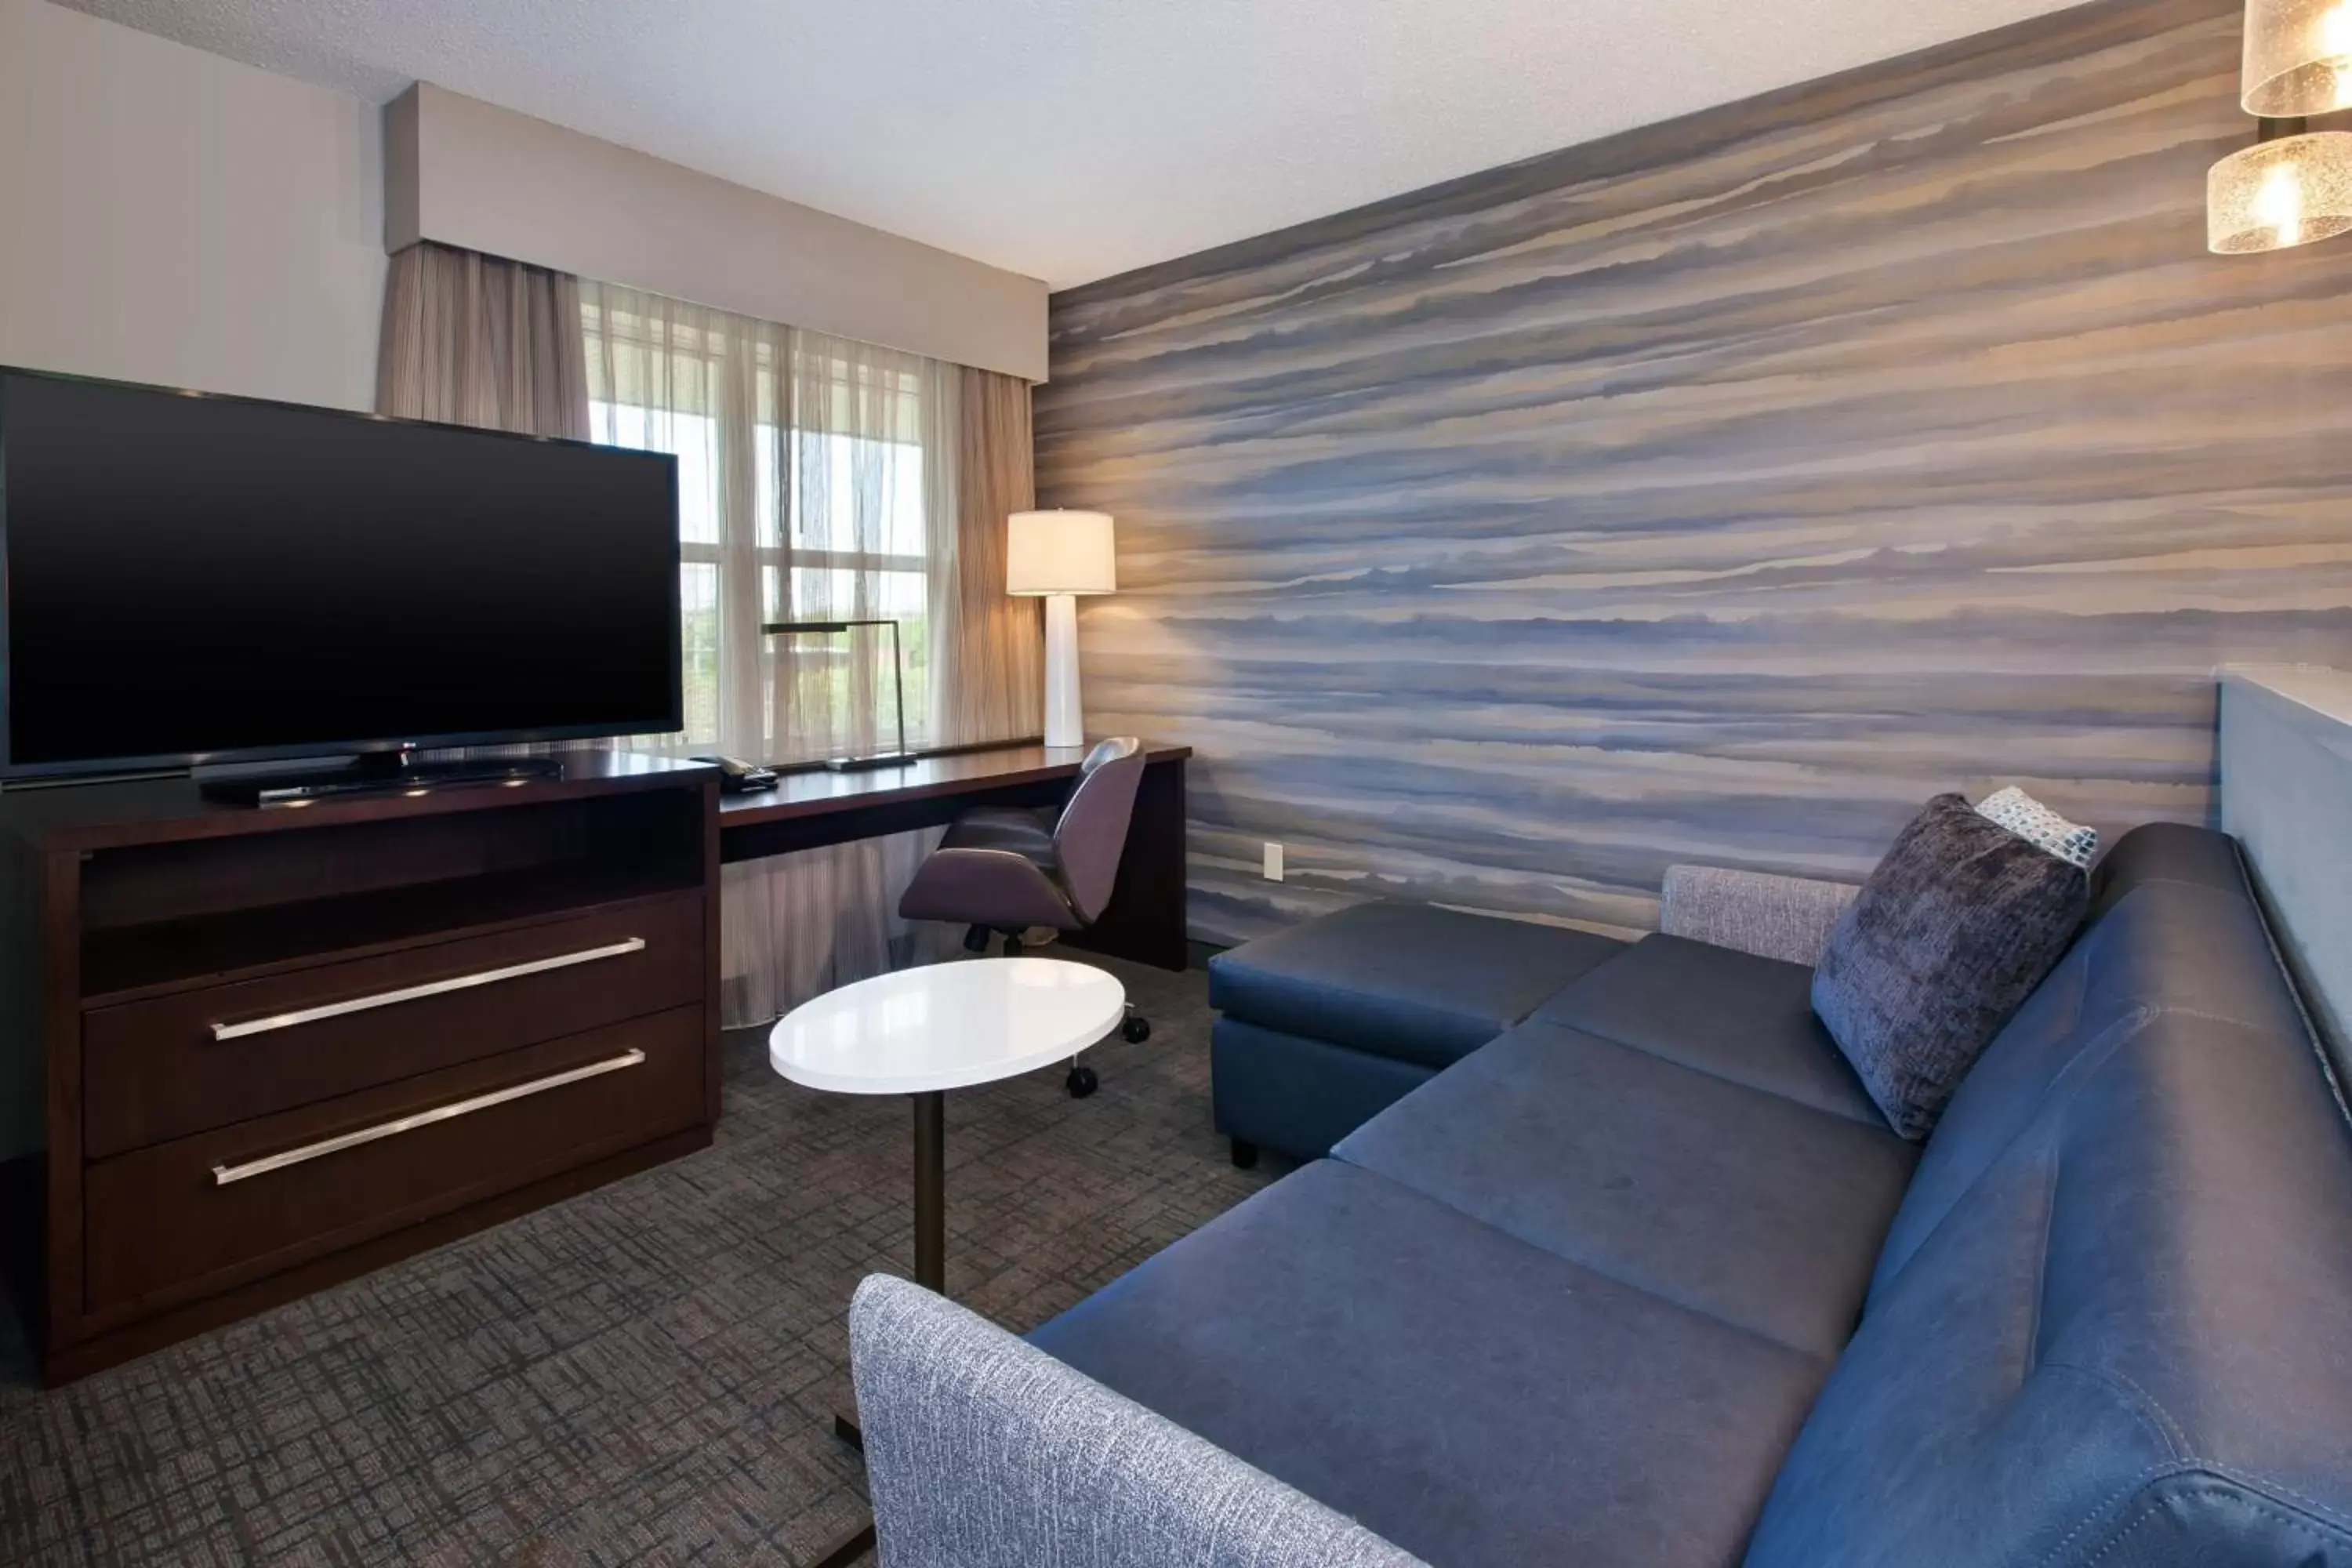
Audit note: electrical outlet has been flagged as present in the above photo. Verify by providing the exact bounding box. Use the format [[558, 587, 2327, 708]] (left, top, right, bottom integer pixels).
[[1262, 841, 1284, 882]]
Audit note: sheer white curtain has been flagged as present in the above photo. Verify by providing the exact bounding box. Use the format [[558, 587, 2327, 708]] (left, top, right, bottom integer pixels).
[[579, 284, 964, 1025]]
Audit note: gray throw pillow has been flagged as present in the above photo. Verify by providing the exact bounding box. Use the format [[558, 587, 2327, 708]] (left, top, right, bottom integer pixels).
[[1811, 793, 2089, 1141]]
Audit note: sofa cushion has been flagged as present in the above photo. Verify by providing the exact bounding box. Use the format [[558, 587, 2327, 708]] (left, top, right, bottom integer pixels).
[[1748, 822, 2352, 1568], [1747, 1005, 2352, 1568], [1208, 902, 1624, 1069], [1811, 793, 2089, 1139], [2088, 817, 2246, 917], [1533, 935, 1885, 1127], [1030, 1160, 1829, 1568], [1868, 864, 2310, 1297], [1336, 1018, 1915, 1359]]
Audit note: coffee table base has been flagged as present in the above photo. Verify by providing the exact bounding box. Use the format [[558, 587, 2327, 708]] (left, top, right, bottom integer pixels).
[[801, 1090, 945, 1566], [804, 1414, 873, 1566], [805, 1522, 877, 1568], [909, 1090, 944, 1292]]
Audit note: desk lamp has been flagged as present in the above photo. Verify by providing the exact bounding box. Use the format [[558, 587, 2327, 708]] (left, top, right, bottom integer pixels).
[[1007, 510, 1116, 750], [761, 618, 911, 771]]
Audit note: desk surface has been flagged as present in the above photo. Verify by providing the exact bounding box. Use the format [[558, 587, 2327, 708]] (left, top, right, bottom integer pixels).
[[716, 741, 1192, 829]]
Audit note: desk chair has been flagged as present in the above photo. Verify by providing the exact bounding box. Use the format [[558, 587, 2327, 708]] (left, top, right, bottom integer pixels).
[[898, 737, 1154, 1097]]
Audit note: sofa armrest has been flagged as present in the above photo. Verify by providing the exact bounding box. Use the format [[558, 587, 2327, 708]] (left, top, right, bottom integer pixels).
[[1660, 865, 1862, 967], [849, 1276, 1427, 1568]]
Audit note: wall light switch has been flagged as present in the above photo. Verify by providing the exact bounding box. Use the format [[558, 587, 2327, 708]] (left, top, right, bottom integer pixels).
[[1262, 841, 1284, 882]]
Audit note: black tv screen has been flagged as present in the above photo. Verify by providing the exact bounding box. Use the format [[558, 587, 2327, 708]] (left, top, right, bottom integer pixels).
[[0, 369, 681, 777]]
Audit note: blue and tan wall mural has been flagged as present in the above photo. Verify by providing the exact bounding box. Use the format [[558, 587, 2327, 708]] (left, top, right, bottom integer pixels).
[[1034, 0, 2352, 946]]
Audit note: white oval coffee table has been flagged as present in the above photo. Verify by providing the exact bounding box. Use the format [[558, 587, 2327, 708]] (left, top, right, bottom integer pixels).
[[774, 957, 1127, 1568], [769, 957, 1125, 1291]]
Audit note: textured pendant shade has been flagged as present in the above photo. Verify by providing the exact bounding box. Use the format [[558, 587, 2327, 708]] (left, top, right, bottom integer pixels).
[[2243, 0, 2352, 115], [2208, 130, 2352, 252]]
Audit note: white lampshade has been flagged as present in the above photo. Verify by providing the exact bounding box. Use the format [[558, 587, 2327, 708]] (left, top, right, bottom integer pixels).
[[1007, 510, 1116, 597], [2244, 0, 2352, 116], [2208, 131, 2352, 252]]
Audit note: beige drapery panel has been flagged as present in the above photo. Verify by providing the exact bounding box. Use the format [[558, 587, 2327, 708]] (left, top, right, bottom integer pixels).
[[376, 242, 592, 768], [933, 366, 1044, 746], [377, 242, 589, 437]]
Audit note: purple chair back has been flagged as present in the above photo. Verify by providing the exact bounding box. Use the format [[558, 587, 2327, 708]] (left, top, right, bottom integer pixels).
[[1054, 738, 1146, 923]]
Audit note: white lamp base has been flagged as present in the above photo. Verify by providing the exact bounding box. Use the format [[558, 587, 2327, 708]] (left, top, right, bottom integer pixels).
[[1043, 592, 1084, 749]]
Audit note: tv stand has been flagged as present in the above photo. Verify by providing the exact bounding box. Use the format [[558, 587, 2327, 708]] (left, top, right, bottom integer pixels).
[[197, 752, 566, 807], [0, 752, 722, 1383]]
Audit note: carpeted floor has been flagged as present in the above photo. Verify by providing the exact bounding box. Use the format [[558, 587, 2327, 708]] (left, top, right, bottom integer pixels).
[[0, 953, 1269, 1566]]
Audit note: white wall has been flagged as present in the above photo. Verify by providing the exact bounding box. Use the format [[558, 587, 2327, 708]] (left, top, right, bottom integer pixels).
[[386, 85, 1048, 383], [0, 0, 386, 410], [0, 0, 388, 1157]]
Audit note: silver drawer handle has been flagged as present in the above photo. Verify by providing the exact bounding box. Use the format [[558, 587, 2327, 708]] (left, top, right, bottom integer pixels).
[[211, 938, 648, 1040], [211, 1048, 647, 1185]]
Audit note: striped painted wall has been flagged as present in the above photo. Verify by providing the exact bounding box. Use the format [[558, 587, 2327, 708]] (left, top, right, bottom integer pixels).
[[1034, 0, 2352, 947]]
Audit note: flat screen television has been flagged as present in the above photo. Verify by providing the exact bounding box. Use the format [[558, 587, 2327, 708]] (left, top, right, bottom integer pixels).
[[0, 367, 681, 780]]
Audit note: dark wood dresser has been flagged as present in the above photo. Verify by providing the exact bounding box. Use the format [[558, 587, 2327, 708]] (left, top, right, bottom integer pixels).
[[0, 753, 720, 1383]]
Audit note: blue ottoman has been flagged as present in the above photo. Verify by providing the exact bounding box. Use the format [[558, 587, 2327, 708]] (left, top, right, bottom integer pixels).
[[1209, 902, 1625, 1163]]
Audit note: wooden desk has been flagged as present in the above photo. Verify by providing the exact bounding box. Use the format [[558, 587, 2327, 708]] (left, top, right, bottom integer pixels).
[[718, 742, 1191, 972]]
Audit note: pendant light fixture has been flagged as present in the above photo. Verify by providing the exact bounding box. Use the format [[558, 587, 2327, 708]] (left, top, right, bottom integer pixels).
[[2209, 123, 2352, 252], [2243, 0, 2352, 116], [2210, 0, 2352, 252]]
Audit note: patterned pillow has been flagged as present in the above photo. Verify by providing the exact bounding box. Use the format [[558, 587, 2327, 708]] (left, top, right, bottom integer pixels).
[[1973, 786, 2098, 869], [1812, 794, 2089, 1141]]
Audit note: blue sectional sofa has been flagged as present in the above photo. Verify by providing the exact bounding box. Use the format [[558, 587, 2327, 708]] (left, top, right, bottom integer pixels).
[[848, 823, 2352, 1567], [1207, 899, 1627, 1165]]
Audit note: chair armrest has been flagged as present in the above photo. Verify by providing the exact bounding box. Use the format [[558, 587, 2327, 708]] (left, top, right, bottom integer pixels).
[[849, 1276, 1428, 1568], [1660, 865, 1863, 967]]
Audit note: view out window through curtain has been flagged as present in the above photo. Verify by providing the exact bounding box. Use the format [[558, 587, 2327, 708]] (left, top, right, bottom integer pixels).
[[578, 283, 991, 1025], [579, 285, 952, 761]]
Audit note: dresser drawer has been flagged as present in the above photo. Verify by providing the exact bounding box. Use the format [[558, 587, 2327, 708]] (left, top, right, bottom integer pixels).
[[81, 1007, 705, 1318], [83, 891, 703, 1157]]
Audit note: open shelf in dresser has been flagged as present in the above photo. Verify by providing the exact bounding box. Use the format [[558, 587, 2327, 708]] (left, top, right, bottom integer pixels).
[[0, 752, 722, 1382]]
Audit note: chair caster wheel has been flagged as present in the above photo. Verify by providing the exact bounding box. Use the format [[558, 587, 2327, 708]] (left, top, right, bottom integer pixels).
[[1121, 1014, 1151, 1044], [1066, 1065, 1099, 1098]]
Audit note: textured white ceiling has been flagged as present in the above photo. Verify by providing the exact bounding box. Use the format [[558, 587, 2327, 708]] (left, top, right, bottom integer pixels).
[[55, 0, 2088, 289]]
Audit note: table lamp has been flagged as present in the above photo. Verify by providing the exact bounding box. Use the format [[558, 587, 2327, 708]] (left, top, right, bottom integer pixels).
[[1007, 509, 1116, 749]]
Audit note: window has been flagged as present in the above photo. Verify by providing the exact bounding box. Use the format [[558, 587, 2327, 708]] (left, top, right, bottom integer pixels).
[[581, 289, 942, 760]]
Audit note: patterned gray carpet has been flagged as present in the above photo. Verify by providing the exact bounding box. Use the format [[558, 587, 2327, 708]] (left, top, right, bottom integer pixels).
[[0, 954, 1265, 1566]]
